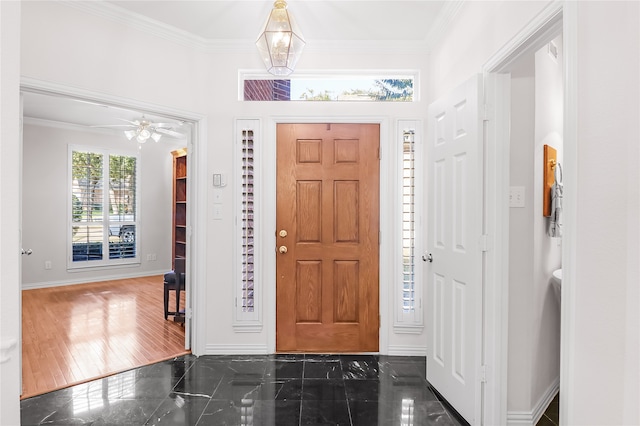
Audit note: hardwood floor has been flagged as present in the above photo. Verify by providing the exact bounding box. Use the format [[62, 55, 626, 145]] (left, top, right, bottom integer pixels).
[[21, 275, 189, 399]]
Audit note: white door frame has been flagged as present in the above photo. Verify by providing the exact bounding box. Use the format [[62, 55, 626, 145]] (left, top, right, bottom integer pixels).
[[480, 1, 576, 425], [18, 77, 208, 356]]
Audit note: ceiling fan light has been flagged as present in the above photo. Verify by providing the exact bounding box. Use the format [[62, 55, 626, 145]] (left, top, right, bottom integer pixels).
[[136, 134, 148, 143], [151, 133, 162, 143], [139, 129, 151, 140], [124, 130, 137, 140]]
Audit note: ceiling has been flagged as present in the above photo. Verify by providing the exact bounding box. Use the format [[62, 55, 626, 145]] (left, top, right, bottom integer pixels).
[[106, 1, 449, 43], [23, 1, 451, 129]]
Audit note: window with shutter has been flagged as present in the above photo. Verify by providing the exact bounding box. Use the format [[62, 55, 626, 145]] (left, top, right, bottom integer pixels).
[[69, 147, 139, 269], [395, 123, 423, 330], [234, 120, 261, 329], [402, 130, 416, 314], [241, 129, 255, 313]]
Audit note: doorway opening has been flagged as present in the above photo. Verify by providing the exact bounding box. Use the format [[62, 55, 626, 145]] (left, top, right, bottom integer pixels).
[[19, 82, 202, 397], [481, 2, 567, 424]]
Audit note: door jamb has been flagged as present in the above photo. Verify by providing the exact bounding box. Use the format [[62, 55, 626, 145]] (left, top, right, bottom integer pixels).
[[18, 77, 208, 356], [480, 2, 567, 425], [265, 117, 391, 354]]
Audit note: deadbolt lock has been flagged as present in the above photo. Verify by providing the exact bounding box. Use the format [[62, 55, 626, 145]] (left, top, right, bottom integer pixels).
[[279, 230, 288, 238]]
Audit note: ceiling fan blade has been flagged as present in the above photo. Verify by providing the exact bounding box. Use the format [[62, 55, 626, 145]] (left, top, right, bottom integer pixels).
[[90, 124, 136, 128], [152, 122, 179, 129], [154, 128, 185, 138], [117, 118, 141, 126]]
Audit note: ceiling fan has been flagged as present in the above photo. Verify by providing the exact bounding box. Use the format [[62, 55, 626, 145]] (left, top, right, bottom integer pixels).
[[92, 116, 185, 144]]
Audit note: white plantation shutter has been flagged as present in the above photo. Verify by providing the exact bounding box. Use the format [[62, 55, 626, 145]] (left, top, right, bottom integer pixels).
[[69, 147, 139, 268], [241, 129, 255, 312], [402, 130, 416, 313], [235, 120, 261, 328], [396, 123, 423, 330], [71, 151, 105, 262]]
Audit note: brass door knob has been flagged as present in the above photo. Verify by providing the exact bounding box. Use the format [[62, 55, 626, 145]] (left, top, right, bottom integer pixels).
[[278, 245, 288, 254]]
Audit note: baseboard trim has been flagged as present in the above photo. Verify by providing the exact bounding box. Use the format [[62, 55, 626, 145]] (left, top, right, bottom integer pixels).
[[387, 345, 427, 357], [205, 344, 269, 355], [507, 378, 559, 425], [21, 269, 168, 290]]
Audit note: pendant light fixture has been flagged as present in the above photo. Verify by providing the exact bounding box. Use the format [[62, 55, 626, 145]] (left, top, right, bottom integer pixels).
[[256, 0, 305, 76]]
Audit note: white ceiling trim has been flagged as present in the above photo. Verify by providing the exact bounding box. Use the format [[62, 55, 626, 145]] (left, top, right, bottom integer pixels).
[[424, 0, 464, 50], [23, 116, 118, 137], [60, 0, 463, 55]]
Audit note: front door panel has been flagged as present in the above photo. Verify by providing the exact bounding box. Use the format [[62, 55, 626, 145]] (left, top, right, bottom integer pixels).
[[276, 123, 380, 353]]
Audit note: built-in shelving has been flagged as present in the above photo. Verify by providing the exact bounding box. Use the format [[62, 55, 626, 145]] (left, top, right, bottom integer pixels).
[[172, 149, 187, 267]]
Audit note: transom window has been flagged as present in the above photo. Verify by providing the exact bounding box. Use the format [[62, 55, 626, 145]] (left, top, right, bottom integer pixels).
[[69, 147, 139, 269], [241, 72, 416, 102]]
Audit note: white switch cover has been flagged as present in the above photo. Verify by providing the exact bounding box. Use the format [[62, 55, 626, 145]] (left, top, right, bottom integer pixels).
[[212, 203, 223, 220], [509, 186, 525, 208]]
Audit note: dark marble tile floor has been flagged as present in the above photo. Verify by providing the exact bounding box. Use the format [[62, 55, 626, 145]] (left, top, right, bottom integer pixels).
[[536, 393, 559, 426], [21, 354, 468, 426]]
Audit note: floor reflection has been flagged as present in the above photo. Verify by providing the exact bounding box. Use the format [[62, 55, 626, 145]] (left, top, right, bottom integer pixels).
[[21, 354, 468, 426]]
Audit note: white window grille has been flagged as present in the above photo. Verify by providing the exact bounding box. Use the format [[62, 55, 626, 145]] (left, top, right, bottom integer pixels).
[[234, 120, 261, 329], [395, 122, 423, 330], [69, 147, 139, 269]]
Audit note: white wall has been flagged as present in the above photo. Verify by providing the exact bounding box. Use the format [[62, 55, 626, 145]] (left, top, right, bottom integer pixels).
[[0, 2, 22, 425], [432, 1, 639, 423], [567, 2, 639, 424], [428, 1, 550, 100], [21, 122, 182, 288], [19, 1, 431, 357]]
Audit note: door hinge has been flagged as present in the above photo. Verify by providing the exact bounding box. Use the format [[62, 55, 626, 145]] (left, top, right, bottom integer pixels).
[[479, 234, 492, 252], [186, 308, 193, 319], [483, 103, 492, 121], [379, 231, 381, 246], [377, 147, 381, 160], [480, 365, 488, 383], [379, 314, 381, 328]]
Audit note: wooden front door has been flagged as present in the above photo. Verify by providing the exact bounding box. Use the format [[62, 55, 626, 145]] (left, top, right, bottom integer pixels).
[[276, 123, 380, 352]]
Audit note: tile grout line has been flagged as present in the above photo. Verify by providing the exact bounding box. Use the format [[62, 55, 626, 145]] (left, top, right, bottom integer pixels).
[[298, 357, 305, 426]]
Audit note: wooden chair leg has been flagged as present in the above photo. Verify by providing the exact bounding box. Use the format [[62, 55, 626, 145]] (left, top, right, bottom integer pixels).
[[164, 285, 169, 320]]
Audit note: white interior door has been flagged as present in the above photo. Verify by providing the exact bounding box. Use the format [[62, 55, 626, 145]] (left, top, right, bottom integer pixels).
[[426, 75, 482, 424]]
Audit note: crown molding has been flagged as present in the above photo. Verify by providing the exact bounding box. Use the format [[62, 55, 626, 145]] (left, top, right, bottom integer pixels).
[[424, 0, 465, 50], [59, 1, 213, 51], [58, 0, 452, 56]]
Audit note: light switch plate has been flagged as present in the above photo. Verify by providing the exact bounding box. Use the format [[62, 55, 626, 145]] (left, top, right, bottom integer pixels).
[[212, 203, 223, 220], [509, 186, 525, 208]]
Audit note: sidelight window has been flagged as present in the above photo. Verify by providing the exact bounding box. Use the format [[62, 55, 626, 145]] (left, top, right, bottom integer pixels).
[[69, 147, 139, 269], [395, 122, 424, 331], [234, 120, 261, 330]]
